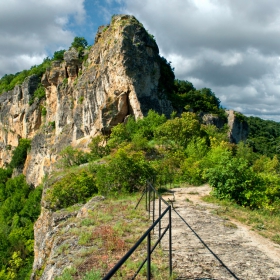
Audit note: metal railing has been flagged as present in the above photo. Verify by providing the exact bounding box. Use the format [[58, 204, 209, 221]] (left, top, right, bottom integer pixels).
[[103, 181, 172, 279]]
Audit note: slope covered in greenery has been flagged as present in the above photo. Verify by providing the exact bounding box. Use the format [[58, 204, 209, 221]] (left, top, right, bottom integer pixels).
[[246, 116, 280, 158], [0, 33, 279, 279]]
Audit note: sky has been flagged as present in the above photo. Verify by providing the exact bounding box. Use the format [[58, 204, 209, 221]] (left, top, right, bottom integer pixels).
[[1, 0, 280, 122]]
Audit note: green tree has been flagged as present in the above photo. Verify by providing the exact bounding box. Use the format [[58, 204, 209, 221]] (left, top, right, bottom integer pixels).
[[9, 139, 31, 169], [71, 37, 88, 51], [155, 112, 201, 148], [95, 146, 154, 195], [58, 146, 89, 168], [53, 49, 66, 61]]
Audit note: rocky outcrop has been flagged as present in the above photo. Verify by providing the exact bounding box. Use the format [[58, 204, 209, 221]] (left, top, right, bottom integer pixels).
[[201, 110, 249, 144], [0, 15, 173, 186], [0, 75, 41, 167], [31, 196, 104, 280], [0, 15, 249, 187], [226, 110, 249, 143]]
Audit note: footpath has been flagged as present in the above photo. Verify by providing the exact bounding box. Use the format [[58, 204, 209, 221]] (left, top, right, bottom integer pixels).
[[157, 185, 280, 280]]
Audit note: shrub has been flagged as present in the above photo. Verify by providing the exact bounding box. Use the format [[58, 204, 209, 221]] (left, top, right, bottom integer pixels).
[[9, 139, 31, 169], [45, 171, 97, 210], [95, 147, 154, 195], [58, 146, 89, 168], [204, 150, 266, 209], [88, 135, 110, 160], [29, 83, 46, 105]]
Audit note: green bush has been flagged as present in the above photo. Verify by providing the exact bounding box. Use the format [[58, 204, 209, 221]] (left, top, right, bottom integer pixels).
[[204, 147, 266, 209], [95, 147, 154, 195], [88, 135, 110, 160], [9, 139, 31, 169], [0, 175, 42, 279], [45, 171, 97, 210], [29, 83, 46, 105], [58, 146, 89, 168]]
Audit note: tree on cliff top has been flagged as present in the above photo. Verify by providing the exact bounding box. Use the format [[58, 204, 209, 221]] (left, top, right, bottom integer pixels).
[[71, 37, 88, 51]]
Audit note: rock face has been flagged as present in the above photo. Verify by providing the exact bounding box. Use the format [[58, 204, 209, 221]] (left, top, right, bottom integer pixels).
[[226, 110, 249, 143], [0, 15, 249, 187], [31, 196, 104, 280], [0, 15, 173, 186], [201, 110, 249, 144], [0, 75, 41, 167]]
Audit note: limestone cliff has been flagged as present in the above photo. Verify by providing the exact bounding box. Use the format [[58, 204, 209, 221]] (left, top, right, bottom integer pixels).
[[0, 15, 249, 187], [202, 110, 249, 143], [0, 15, 173, 186]]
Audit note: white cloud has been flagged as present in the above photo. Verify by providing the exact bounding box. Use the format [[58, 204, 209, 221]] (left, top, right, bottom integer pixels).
[[121, 0, 280, 121], [0, 0, 85, 77]]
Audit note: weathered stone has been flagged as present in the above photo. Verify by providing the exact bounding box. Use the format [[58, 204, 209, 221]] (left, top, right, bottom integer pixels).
[[31, 196, 104, 280], [227, 110, 249, 143], [0, 14, 249, 187]]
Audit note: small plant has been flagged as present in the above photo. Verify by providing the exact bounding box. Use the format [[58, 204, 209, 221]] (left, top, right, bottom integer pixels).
[[82, 269, 102, 280], [78, 96, 84, 104], [78, 231, 93, 246], [63, 78, 68, 85], [48, 121, 55, 130], [9, 138, 31, 169], [41, 106, 47, 116], [29, 83, 46, 105]]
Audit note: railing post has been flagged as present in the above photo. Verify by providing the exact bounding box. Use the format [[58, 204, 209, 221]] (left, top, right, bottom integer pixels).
[[146, 182, 148, 211], [153, 188, 155, 224], [169, 206, 172, 277], [148, 184, 151, 219], [147, 232, 151, 280], [159, 197, 161, 245]]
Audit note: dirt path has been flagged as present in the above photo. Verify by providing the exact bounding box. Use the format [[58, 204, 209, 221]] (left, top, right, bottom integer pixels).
[[156, 185, 280, 280]]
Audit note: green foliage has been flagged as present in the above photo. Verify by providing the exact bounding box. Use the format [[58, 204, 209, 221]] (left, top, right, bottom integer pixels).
[[58, 146, 89, 168], [29, 83, 46, 105], [48, 121, 55, 130], [155, 112, 201, 148], [158, 56, 175, 95], [0, 173, 42, 279], [94, 147, 154, 195], [88, 135, 110, 160], [0, 57, 51, 94], [41, 106, 47, 116], [53, 49, 66, 61], [9, 139, 31, 169], [71, 37, 88, 51], [45, 171, 97, 210], [204, 144, 267, 209], [246, 116, 280, 157]]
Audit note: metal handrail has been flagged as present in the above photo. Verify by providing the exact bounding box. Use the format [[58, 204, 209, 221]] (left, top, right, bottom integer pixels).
[[102, 181, 172, 279]]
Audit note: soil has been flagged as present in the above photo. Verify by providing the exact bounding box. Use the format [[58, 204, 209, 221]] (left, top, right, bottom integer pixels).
[[155, 184, 280, 280]]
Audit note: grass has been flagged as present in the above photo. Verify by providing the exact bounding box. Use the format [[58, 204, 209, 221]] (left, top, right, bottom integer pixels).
[[54, 193, 174, 279], [203, 195, 280, 244]]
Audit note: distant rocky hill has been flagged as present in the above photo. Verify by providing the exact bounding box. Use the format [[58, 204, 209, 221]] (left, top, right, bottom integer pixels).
[[0, 15, 248, 187]]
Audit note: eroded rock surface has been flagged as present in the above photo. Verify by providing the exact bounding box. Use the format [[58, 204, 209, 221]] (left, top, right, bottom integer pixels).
[[31, 196, 104, 280], [0, 15, 173, 186]]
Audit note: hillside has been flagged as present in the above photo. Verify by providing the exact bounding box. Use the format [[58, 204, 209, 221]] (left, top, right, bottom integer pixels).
[[0, 14, 279, 279]]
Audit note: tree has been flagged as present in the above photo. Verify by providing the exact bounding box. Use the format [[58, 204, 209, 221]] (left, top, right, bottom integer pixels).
[[155, 112, 201, 148], [53, 50, 66, 61], [71, 37, 88, 51]]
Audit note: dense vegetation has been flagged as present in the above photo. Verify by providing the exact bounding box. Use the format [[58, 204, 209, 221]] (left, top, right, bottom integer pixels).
[[0, 29, 280, 279], [246, 116, 280, 158], [0, 141, 42, 279], [47, 110, 280, 213]]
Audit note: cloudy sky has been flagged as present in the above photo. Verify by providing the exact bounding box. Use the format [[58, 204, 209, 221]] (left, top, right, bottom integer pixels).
[[1, 0, 280, 121]]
